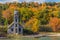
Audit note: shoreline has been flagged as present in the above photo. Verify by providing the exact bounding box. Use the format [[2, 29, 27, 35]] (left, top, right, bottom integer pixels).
[[0, 33, 60, 38], [22, 33, 60, 37]]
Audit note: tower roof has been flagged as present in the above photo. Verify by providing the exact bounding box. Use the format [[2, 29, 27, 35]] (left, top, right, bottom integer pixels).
[[14, 10, 19, 14]]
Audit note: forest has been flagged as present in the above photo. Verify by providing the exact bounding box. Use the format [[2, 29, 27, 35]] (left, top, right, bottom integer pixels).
[[0, 2, 60, 33]]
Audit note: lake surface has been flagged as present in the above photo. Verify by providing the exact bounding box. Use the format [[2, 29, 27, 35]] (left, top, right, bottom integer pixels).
[[0, 36, 60, 40]]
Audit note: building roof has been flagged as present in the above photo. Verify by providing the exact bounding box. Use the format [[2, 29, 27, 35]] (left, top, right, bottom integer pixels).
[[8, 22, 24, 28]]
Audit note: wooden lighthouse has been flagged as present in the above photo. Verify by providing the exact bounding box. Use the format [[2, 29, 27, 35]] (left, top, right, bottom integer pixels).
[[7, 10, 23, 34]]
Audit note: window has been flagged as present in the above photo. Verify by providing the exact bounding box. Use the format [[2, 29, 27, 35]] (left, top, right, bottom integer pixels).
[[19, 28, 21, 32], [11, 28, 13, 31], [15, 16, 17, 22], [15, 19, 17, 22], [15, 24, 17, 27]]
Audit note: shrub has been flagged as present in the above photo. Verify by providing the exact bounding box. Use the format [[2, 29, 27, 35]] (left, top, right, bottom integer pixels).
[[23, 29, 34, 35], [39, 25, 53, 32]]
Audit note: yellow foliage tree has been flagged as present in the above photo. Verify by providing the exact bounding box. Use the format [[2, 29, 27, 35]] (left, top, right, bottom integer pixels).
[[25, 16, 39, 32]]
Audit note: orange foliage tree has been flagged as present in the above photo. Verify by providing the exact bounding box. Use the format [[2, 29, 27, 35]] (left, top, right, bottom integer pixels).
[[49, 17, 60, 31], [2, 9, 13, 24]]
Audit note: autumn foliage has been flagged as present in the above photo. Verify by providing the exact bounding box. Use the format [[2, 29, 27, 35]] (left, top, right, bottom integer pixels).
[[25, 16, 39, 32], [49, 17, 60, 31], [1, 2, 60, 32]]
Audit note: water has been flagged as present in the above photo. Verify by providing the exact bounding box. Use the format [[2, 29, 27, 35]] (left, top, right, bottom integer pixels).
[[0, 36, 60, 40]]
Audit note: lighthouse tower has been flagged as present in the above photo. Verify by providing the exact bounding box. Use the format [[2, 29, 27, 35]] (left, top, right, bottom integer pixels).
[[8, 10, 23, 34], [14, 10, 19, 34]]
